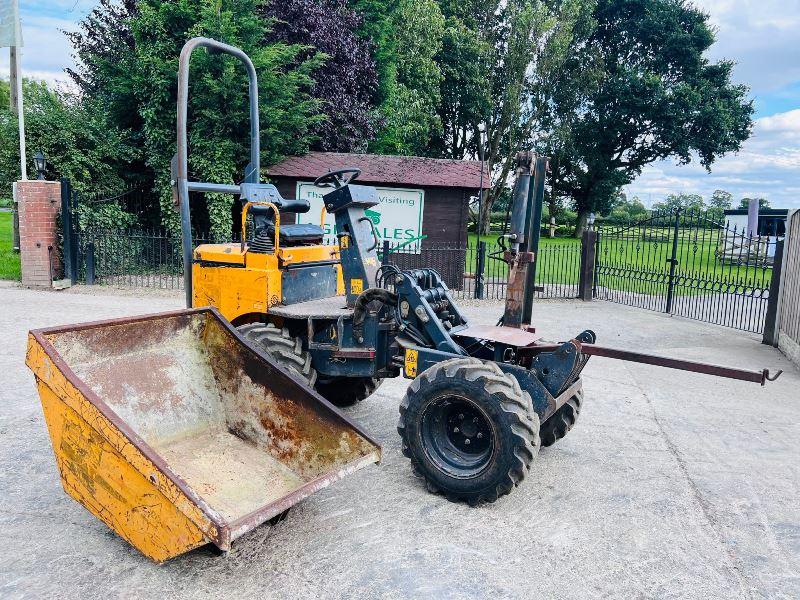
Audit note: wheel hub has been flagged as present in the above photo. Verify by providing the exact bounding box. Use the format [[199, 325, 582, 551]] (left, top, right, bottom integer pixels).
[[421, 395, 494, 478]]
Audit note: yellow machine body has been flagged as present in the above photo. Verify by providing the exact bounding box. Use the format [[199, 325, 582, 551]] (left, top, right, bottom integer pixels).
[[191, 242, 344, 324]]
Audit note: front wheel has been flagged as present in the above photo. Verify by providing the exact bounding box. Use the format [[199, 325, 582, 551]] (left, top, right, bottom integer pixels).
[[397, 358, 540, 505], [237, 322, 317, 386], [237, 323, 380, 408], [539, 390, 583, 447]]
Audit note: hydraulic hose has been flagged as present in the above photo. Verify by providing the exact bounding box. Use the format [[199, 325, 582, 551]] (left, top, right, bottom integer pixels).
[[352, 288, 398, 343]]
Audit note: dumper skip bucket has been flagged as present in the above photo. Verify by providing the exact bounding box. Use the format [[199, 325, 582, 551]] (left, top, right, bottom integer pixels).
[[26, 308, 381, 562]]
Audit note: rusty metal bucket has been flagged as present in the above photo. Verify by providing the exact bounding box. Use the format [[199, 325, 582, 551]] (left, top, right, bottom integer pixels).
[[26, 308, 381, 562]]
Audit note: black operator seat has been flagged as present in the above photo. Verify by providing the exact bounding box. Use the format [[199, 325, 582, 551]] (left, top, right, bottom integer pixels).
[[241, 183, 325, 245], [276, 223, 324, 244]]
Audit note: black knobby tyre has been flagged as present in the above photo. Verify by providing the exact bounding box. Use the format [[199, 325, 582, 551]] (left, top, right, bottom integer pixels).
[[397, 358, 540, 505], [237, 323, 317, 387], [315, 376, 383, 407], [539, 390, 583, 448]]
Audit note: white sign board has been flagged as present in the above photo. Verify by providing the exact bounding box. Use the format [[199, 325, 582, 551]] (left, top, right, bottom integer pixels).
[[296, 183, 425, 252]]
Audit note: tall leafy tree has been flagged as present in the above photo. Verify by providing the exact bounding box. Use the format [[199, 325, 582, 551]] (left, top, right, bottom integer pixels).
[[68, 0, 323, 236], [0, 79, 130, 194], [261, 0, 379, 151], [349, 0, 397, 106], [710, 189, 733, 210], [427, 3, 491, 160], [350, 0, 445, 155], [367, 0, 446, 155], [738, 197, 770, 210], [545, 0, 753, 235], [707, 188, 732, 222], [606, 191, 647, 223], [430, 0, 588, 234], [652, 192, 705, 212]]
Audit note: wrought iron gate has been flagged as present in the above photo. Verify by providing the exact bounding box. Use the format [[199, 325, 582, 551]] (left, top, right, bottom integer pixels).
[[595, 209, 780, 333]]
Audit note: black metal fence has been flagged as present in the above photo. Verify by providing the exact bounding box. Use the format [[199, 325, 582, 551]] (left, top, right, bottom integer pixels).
[[73, 229, 219, 289], [59, 180, 584, 300], [595, 208, 779, 333], [60, 182, 782, 335], [67, 229, 583, 301], [381, 240, 581, 300]]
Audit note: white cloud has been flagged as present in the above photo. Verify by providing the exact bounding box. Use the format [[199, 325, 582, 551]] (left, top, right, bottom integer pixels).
[[0, 14, 78, 88], [692, 0, 800, 93], [625, 109, 800, 208]]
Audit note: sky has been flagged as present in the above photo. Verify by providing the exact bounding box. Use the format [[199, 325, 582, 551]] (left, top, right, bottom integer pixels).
[[625, 0, 800, 208], [2, 0, 800, 208]]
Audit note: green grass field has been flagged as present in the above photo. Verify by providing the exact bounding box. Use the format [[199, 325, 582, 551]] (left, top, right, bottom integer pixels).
[[466, 233, 582, 283], [0, 212, 21, 281]]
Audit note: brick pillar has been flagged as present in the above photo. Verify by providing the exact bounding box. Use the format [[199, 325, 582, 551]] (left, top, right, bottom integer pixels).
[[17, 180, 62, 288]]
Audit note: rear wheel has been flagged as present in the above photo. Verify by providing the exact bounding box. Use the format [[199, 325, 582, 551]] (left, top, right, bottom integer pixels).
[[539, 390, 583, 447], [397, 358, 540, 505], [315, 376, 383, 407], [238, 323, 380, 407], [237, 323, 316, 387]]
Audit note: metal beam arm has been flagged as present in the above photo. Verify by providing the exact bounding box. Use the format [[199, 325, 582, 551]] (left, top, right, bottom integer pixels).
[[518, 342, 781, 385], [579, 344, 780, 385], [185, 182, 242, 195]]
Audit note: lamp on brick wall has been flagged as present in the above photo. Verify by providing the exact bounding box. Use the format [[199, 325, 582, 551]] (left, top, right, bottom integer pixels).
[[33, 151, 47, 180]]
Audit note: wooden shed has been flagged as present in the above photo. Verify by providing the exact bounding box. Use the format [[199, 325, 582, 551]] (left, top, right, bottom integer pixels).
[[266, 152, 489, 248]]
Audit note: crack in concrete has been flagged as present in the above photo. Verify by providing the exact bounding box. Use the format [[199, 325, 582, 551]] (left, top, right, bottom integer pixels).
[[625, 364, 756, 599]]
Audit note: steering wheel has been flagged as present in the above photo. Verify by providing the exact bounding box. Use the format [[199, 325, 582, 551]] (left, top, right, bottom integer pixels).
[[313, 168, 361, 189]]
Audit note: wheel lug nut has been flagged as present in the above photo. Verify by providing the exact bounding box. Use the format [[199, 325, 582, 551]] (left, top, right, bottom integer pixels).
[[477, 432, 483, 439], [459, 413, 464, 420], [464, 439, 471, 445], [453, 427, 459, 433]]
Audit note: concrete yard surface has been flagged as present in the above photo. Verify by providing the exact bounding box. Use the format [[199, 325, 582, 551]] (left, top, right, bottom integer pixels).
[[0, 282, 798, 599]]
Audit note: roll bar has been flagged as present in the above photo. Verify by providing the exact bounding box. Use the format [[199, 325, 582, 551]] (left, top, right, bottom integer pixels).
[[173, 37, 260, 308]]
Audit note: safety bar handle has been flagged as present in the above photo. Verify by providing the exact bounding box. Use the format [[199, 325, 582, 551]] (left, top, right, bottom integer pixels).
[[358, 216, 380, 252], [176, 37, 259, 189], [175, 37, 260, 308], [241, 201, 280, 254]]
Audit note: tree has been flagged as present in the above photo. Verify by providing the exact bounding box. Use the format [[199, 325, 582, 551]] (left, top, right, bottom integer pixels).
[[350, 0, 397, 106], [738, 197, 770, 210], [65, 0, 148, 187], [546, 0, 753, 236], [426, 2, 491, 160], [67, 0, 323, 237], [607, 192, 647, 223], [709, 189, 733, 210], [707, 189, 732, 222], [261, 0, 379, 152], [428, 0, 587, 234], [0, 79, 130, 195], [652, 193, 705, 213], [367, 0, 446, 155]]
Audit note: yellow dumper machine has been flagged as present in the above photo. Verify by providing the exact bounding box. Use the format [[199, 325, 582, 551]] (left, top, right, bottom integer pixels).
[[27, 38, 780, 563]]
